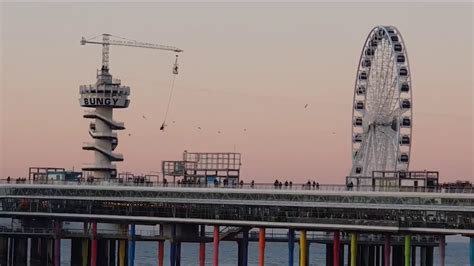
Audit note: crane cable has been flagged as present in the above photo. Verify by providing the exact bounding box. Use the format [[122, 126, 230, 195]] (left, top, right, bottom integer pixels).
[[161, 55, 179, 131]]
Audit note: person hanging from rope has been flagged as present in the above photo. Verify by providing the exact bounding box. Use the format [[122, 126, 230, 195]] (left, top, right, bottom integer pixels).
[[161, 55, 179, 131]]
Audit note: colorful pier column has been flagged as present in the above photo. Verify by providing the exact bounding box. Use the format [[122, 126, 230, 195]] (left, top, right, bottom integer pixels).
[[439, 235, 445, 266], [404, 235, 411, 266], [469, 237, 473, 266], [170, 224, 177, 266], [54, 221, 61, 266], [213, 225, 219, 266], [128, 224, 136, 266], [259, 228, 266, 266], [333, 231, 340, 266], [288, 229, 295, 266], [118, 239, 126, 266], [350, 233, 357, 266], [199, 225, 205, 266], [91, 222, 98, 266], [299, 230, 307, 266], [158, 240, 164, 266], [384, 234, 391, 266], [242, 228, 249, 266]]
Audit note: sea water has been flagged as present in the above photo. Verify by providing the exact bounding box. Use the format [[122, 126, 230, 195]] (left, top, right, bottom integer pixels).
[[60, 240, 470, 266]]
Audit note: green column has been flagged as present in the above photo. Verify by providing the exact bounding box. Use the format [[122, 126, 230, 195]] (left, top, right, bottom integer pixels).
[[350, 233, 357, 266], [404, 235, 411, 266]]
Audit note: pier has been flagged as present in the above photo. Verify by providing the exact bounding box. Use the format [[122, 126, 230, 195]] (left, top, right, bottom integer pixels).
[[0, 180, 473, 265]]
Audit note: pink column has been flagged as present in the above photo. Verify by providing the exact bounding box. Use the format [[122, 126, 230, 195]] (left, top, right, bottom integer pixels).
[[333, 231, 340, 266], [91, 222, 98, 266], [384, 234, 391, 266], [213, 226, 219, 266]]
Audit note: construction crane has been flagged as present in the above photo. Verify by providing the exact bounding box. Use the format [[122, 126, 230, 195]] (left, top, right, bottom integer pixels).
[[80, 33, 183, 73]]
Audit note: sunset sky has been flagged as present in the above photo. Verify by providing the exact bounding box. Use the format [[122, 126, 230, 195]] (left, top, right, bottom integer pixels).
[[1, 2, 472, 183]]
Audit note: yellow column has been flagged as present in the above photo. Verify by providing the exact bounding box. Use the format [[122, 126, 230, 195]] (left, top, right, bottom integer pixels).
[[299, 230, 307, 266], [350, 233, 358, 266], [81, 239, 89, 266], [119, 240, 126, 266]]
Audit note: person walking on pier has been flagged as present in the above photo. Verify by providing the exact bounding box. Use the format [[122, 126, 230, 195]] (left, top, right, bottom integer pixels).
[[251, 180, 255, 188]]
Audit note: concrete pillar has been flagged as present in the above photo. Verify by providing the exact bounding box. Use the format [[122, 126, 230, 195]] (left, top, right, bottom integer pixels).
[[288, 229, 295, 266], [411, 246, 417, 266], [384, 234, 391, 266], [326, 243, 334, 266], [241, 228, 249, 266], [176, 241, 181, 266], [213, 225, 219, 266], [199, 225, 205, 266], [71, 238, 84, 266], [98, 239, 109, 266], [439, 235, 445, 266], [375, 245, 381, 266], [350, 233, 357, 266], [128, 224, 136, 266], [14, 237, 28, 266], [404, 235, 411, 266], [0, 237, 7, 266], [299, 230, 307, 266], [470, 237, 474, 266], [333, 231, 340, 266], [426, 246, 434, 266], [170, 224, 176, 266], [258, 228, 265, 266], [392, 245, 403, 266], [109, 240, 116, 266], [54, 221, 61, 266], [91, 222, 98, 266], [368, 245, 375, 266]]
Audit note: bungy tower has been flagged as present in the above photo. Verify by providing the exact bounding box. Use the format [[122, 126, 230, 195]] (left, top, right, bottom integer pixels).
[[79, 67, 130, 180], [79, 34, 182, 180]]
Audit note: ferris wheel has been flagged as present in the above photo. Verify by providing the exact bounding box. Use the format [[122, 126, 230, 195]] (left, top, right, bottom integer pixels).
[[350, 26, 413, 180]]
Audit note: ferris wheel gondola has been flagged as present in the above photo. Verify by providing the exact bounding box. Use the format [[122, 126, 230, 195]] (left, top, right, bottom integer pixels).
[[350, 26, 413, 180]]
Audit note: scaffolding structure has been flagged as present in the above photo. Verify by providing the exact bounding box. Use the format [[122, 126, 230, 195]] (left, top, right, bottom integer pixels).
[[162, 151, 241, 184]]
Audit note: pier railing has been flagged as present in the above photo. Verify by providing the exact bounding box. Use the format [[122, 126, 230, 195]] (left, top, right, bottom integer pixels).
[[1, 179, 473, 193]]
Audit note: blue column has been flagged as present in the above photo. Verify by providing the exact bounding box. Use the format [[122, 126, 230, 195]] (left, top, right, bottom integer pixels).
[[128, 224, 136, 266], [242, 228, 249, 266], [170, 224, 177, 266], [288, 229, 295, 266], [470, 237, 474, 266]]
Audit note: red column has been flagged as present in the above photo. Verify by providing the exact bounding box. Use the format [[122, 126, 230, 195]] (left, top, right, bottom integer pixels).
[[158, 240, 164, 266], [199, 241, 205, 266], [213, 226, 219, 266], [91, 222, 98, 266], [333, 231, 340, 266], [259, 228, 266, 266]]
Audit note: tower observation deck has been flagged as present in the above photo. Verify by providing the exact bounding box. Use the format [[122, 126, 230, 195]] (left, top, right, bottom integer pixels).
[[79, 68, 130, 180]]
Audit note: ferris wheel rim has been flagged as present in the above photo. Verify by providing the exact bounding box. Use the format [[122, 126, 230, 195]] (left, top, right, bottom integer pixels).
[[350, 25, 413, 177]]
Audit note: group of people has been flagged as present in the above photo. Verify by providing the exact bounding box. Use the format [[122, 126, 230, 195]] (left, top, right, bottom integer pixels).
[[5, 176, 27, 184]]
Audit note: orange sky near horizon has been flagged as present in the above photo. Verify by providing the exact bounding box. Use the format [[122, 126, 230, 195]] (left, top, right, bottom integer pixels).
[[0, 2, 472, 183]]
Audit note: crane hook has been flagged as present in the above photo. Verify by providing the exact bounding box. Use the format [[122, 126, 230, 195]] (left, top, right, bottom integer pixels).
[[173, 54, 179, 75]]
